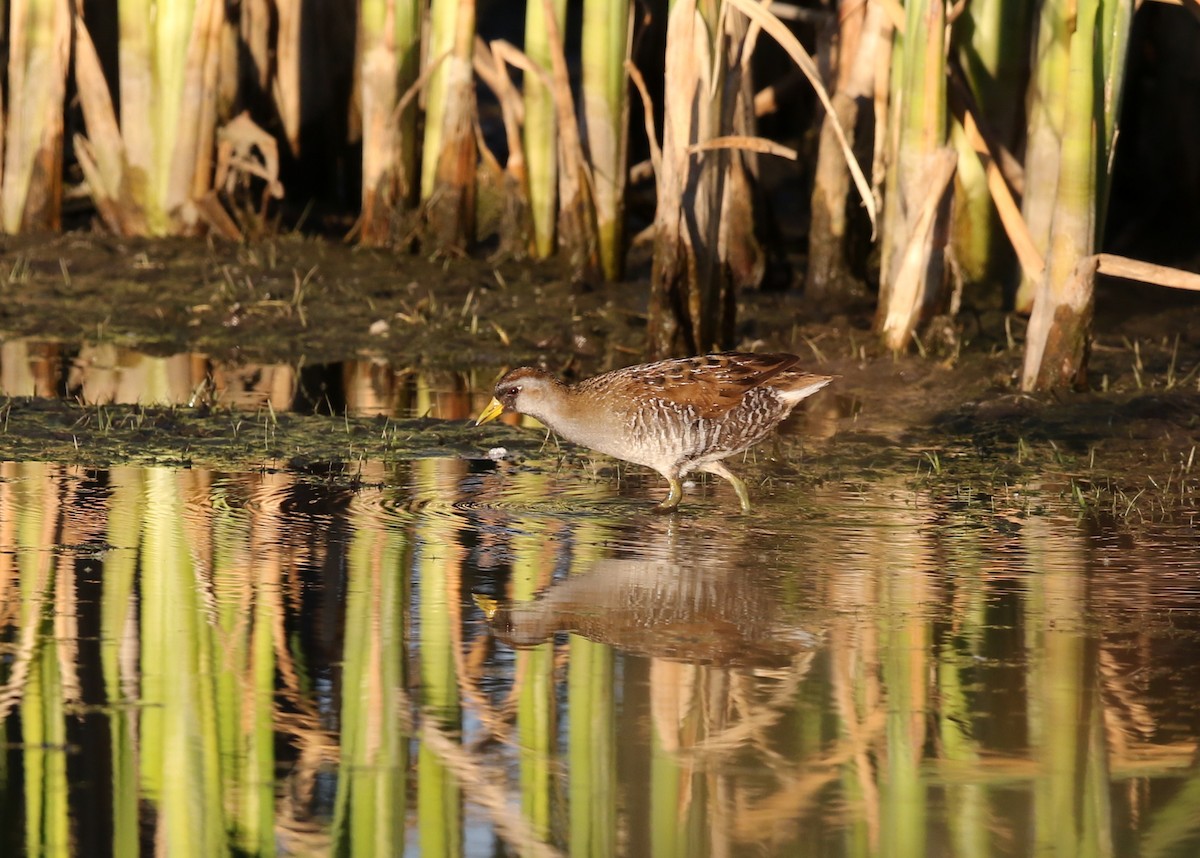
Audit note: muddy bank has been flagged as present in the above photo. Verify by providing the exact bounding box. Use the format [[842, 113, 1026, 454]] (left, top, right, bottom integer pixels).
[[1, 232, 1198, 525]]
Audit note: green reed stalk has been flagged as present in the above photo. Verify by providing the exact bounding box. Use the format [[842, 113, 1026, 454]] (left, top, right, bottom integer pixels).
[[150, 0, 197, 231], [1, 0, 70, 233], [210, 482, 247, 850], [524, 0, 567, 258], [213, 479, 281, 858], [1023, 519, 1104, 856], [334, 499, 409, 855], [938, 615, 989, 857], [875, 0, 953, 351], [1021, 0, 1130, 390], [415, 461, 462, 856], [1096, 0, 1132, 243], [81, 0, 225, 235], [568, 636, 615, 858], [581, 0, 630, 279], [102, 469, 144, 858], [880, 566, 930, 858], [14, 464, 68, 857], [1014, 0, 1071, 313], [23, 644, 69, 858], [876, 16, 906, 305], [140, 469, 225, 857], [512, 513, 554, 841], [567, 519, 615, 857], [949, 0, 1031, 287], [650, 723, 686, 858], [420, 0, 477, 250], [359, 0, 422, 244]]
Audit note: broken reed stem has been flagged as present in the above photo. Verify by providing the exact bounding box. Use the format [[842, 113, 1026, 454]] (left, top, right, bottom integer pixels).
[[1095, 255, 1200, 293]]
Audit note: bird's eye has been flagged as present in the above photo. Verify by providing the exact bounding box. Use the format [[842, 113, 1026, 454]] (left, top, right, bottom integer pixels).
[[504, 386, 520, 397]]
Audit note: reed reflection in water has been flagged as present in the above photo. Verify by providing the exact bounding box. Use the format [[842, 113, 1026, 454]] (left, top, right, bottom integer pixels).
[[0, 338, 487, 418], [0, 459, 1198, 856]]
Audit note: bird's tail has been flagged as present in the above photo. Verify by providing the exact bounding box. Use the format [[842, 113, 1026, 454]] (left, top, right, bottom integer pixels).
[[776, 373, 835, 405]]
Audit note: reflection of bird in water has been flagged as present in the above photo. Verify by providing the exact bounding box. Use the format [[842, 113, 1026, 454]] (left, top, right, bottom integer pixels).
[[475, 532, 823, 668], [475, 352, 833, 511]]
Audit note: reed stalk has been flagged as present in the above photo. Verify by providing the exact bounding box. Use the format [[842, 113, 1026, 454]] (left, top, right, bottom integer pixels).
[[77, 0, 228, 235], [102, 468, 143, 858], [879, 560, 931, 858], [239, 0, 271, 95], [644, 0, 874, 354], [874, 0, 955, 351], [11, 464, 68, 856], [140, 469, 225, 856], [646, 0, 755, 357], [474, 37, 535, 256], [415, 460, 463, 855], [359, 0, 422, 245], [949, 0, 1031, 287], [582, 0, 631, 280], [333, 497, 409, 855], [1014, 0, 1071, 313], [512, 513, 554, 841], [1023, 517, 1112, 856], [1, 0, 70, 233], [1096, 0, 1133, 241], [540, 0, 601, 276], [806, 0, 884, 302], [569, 636, 615, 857], [420, 0, 477, 250], [567, 520, 615, 858], [1021, 0, 1130, 390], [524, 0, 567, 258], [274, 0, 302, 155]]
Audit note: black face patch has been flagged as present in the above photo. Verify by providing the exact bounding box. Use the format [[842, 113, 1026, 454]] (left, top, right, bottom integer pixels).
[[498, 384, 522, 408]]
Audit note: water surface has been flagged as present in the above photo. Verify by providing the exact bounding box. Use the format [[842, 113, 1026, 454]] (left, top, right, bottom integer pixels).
[[1, 449, 1198, 857]]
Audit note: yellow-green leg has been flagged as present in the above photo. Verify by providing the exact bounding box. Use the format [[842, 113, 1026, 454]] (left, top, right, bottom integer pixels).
[[653, 476, 683, 513], [702, 462, 751, 512]]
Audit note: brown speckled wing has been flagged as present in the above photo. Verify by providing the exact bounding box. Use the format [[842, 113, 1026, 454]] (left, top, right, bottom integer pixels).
[[615, 352, 803, 419]]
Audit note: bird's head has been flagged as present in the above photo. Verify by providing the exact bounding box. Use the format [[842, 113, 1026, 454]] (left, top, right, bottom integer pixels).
[[475, 367, 562, 425]]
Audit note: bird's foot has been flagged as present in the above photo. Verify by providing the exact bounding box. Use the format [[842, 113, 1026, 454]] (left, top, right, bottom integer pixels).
[[652, 478, 684, 513]]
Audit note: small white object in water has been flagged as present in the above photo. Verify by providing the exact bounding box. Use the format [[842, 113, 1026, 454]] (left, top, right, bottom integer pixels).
[[487, 447, 509, 461], [682, 479, 696, 489], [368, 319, 389, 336]]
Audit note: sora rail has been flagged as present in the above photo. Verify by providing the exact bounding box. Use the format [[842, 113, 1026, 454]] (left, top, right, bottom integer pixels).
[[475, 352, 833, 512]]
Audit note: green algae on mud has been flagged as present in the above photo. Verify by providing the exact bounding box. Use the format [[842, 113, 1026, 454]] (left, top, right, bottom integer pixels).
[[0, 396, 559, 477], [0, 233, 645, 372], [3, 388, 1195, 533]]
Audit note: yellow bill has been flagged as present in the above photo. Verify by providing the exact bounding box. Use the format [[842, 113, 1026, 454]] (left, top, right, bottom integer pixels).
[[475, 397, 506, 425], [471, 592, 499, 620]]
